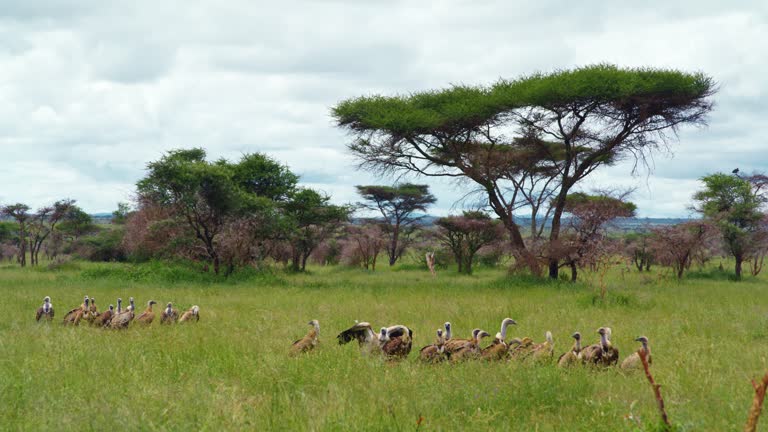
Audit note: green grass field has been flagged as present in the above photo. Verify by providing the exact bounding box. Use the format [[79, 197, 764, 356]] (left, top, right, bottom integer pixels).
[[1, 260, 766, 431]]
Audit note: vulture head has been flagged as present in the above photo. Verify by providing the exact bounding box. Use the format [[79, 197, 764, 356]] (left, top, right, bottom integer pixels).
[[147, 300, 157, 307], [108, 304, 114, 311], [571, 332, 581, 341], [635, 335, 649, 344], [43, 296, 51, 303], [191, 305, 199, 315], [499, 318, 517, 340], [378, 327, 388, 343], [471, 328, 482, 339], [307, 319, 320, 330], [443, 322, 452, 339], [166, 302, 173, 314], [128, 297, 135, 311], [84, 297, 90, 309]]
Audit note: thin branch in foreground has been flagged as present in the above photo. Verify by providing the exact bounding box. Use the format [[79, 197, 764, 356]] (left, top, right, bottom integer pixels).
[[639, 348, 671, 430], [745, 371, 768, 432]]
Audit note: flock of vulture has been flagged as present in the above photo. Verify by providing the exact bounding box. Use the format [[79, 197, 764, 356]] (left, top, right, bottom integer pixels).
[[291, 318, 652, 370], [35, 296, 200, 327]]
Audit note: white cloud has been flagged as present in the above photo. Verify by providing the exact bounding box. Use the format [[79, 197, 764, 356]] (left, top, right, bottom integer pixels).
[[0, 0, 766, 216]]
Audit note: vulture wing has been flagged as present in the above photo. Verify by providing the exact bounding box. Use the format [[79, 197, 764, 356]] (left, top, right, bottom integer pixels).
[[336, 322, 372, 345], [36, 307, 43, 321]]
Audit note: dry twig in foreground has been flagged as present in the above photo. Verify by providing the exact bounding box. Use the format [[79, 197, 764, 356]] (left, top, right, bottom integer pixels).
[[639, 348, 671, 430], [745, 370, 768, 432]]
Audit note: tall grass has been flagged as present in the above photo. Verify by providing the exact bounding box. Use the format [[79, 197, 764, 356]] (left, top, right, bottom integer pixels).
[[0, 261, 765, 430]]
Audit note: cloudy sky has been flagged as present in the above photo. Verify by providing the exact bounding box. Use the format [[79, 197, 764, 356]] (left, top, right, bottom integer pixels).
[[0, 1, 765, 217]]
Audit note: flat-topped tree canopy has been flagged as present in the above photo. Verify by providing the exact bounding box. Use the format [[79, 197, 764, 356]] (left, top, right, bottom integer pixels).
[[334, 64, 714, 138], [333, 64, 716, 278]]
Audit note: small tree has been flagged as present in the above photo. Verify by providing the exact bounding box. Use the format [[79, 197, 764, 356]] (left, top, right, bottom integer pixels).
[[556, 191, 636, 282], [341, 224, 387, 270], [26, 200, 74, 266], [436, 211, 502, 274], [649, 221, 717, 279], [624, 232, 654, 272], [692, 173, 767, 279], [283, 189, 349, 272], [2, 203, 30, 267], [355, 184, 436, 266], [112, 202, 131, 225]]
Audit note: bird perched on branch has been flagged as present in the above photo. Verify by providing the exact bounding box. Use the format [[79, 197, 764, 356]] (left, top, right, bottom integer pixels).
[[161, 302, 179, 324], [179, 305, 200, 323], [557, 332, 583, 367], [620, 336, 651, 370], [36, 296, 54, 322], [290, 320, 320, 356]]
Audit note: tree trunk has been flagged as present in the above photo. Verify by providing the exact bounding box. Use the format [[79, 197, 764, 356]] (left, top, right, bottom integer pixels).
[[389, 224, 400, 266], [570, 262, 577, 282], [735, 255, 743, 280]]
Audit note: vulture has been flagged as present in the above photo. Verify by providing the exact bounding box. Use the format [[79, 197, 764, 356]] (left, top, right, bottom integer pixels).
[[62, 296, 89, 325], [419, 329, 447, 363], [508, 337, 534, 360], [36, 296, 54, 322], [482, 318, 517, 361], [161, 302, 179, 324], [529, 331, 555, 362], [290, 320, 320, 356], [136, 300, 158, 325], [115, 298, 123, 314], [380, 325, 413, 359], [557, 332, 583, 367], [96, 305, 114, 327], [179, 305, 200, 323], [582, 327, 619, 366], [336, 321, 380, 354], [443, 322, 483, 354], [451, 329, 491, 362], [85, 297, 100, 324], [109, 297, 136, 329], [620, 336, 651, 370]]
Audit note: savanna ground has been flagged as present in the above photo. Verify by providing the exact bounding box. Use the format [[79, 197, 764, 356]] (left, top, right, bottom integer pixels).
[[1, 259, 766, 431]]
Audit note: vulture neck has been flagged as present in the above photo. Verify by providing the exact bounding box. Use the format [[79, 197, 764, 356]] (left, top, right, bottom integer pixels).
[[117, 300, 122, 313], [166, 306, 172, 316], [444, 325, 452, 340], [641, 340, 650, 355], [500, 321, 512, 341], [574, 338, 581, 353], [312, 322, 320, 336], [600, 333, 610, 352]]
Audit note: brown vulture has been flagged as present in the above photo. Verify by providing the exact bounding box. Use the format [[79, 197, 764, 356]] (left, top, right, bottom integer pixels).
[[443, 322, 482, 355], [109, 297, 135, 329], [620, 336, 651, 370], [161, 302, 179, 324], [62, 296, 89, 326], [179, 305, 200, 323], [36, 296, 54, 322], [529, 331, 555, 362], [481, 318, 517, 361], [451, 329, 490, 362], [96, 305, 114, 327], [380, 325, 413, 359], [290, 320, 320, 356], [557, 332, 583, 367], [419, 329, 447, 363], [336, 321, 380, 354], [582, 327, 619, 366], [136, 300, 158, 325]]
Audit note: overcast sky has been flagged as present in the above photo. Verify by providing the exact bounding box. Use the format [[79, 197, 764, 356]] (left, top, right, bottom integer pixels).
[[0, 1, 765, 217]]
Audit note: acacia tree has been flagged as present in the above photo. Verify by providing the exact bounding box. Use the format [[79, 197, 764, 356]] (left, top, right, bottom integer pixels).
[[26, 199, 74, 266], [555, 191, 636, 281], [623, 232, 654, 272], [436, 211, 502, 274], [693, 172, 767, 279], [333, 64, 716, 278], [341, 224, 387, 270], [2, 203, 30, 267], [355, 183, 436, 266]]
